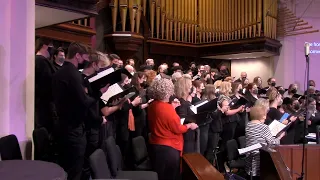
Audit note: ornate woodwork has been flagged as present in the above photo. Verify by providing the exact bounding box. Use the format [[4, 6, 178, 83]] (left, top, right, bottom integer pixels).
[[104, 32, 144, 60], [36, 21, 96, 45]]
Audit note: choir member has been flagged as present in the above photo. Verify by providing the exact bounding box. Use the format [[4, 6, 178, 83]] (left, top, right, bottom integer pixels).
[[235, 72, 247, 83], [218, 82, 244, 152], [245, 105, 285, 180], [191, 80, 204, 104], [231, 82, 248, 138], [129, 72, 151, 138], [253, 76, 263, 89], [174, 75, 199, 153], [35, 37, 56, 133], [266, 77, 276, 90], [52, 42, 108, 180], [147, 78, 198, 180], [245, 83, 259, 107], [52, 47, 65, 70], [200, 84, 217, 155], [285, 83, 298, 98]]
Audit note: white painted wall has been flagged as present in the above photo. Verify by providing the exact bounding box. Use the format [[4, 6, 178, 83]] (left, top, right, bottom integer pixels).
[[231, 57, 273, 87]]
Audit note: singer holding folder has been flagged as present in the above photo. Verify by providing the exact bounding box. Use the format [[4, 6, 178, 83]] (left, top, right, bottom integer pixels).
[[245, 105, 285, 180], [52, 42, 109, 180], [147, 78, 198, 180]]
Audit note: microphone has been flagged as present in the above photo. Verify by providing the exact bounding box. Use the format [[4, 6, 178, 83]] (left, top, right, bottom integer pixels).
[[305, 42, 310, 56]]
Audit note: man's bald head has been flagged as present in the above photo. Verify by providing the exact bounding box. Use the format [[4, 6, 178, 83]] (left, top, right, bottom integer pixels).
[[125, 65, 135, 74], [241, 72, 247, 79], [146, 58, 154, 67]]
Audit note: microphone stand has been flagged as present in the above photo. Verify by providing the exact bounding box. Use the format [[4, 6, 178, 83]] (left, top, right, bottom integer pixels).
[[297, 54, 310, 180]]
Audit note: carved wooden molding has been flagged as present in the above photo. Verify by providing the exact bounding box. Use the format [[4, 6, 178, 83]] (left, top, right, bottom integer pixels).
[[147, 37, 282, 57], [36, 23, 96, 45], [104, 32, 144, 59]]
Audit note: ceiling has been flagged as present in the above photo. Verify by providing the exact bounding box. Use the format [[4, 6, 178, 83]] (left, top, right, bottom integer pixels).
[[202, 51, 275, 60], [35, 5, 89, 29]]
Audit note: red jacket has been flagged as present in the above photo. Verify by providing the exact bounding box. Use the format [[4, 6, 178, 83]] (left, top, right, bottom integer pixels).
[[148, 100, 188, 153]]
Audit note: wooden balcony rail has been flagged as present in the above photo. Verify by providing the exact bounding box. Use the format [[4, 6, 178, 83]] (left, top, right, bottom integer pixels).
[[72, 18, 91, 27]]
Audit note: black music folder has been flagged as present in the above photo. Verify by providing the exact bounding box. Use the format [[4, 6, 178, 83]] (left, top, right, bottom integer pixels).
[[291, 108, 306, 117], [229, 97, 248, 109], [105, 87, 136, 106], [258, 88, 268, 95], [197, 98, 218, 114], [89, 68, 132, 90], [184, 112, 215, 126]]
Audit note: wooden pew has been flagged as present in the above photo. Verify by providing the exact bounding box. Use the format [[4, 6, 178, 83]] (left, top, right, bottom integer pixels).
[[182, 153, 224, 180], [260, 146, 292, 180], [260, 145, 320, 180], [276, 145, 320, 180]]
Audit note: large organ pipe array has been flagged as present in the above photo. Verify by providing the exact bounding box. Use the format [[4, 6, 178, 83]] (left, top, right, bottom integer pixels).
[[109, 0, 318, 43]]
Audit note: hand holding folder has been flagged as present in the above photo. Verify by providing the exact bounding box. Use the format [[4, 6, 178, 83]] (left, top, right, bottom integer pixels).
[[184, 112, 215, 126], [229, 97, 248, 109], [89, 68, 132, 91], [103, 87, 136, 106]]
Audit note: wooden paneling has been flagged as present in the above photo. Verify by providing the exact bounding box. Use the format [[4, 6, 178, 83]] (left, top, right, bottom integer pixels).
[[35, 0, 98, 16], [182, 153, 224, 180], [36, 23, 96, 45], [104, 32, 144, 60], [276, 145, 320, 180], [147, 37, 281, 58], [36, 23, 96, 44]]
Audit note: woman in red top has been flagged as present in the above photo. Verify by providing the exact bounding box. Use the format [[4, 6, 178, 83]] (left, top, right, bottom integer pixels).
[[148, 78, 198, 180]]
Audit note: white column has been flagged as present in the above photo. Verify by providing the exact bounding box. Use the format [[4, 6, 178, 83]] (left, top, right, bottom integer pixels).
[[0, 0, 35, 146], [0, 0, 11, 137]]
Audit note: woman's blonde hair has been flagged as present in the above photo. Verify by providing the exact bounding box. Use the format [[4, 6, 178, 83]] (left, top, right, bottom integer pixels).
[[219, 81, 232, 95], [267, 87, 279, 102], [255, 98, 270, 110], [148, 78, 174, 100], [202, 84, 216, 100], [89, 51, 110, 68], [224, 76, 233, 82], [174, 76, 192, 99], [213, 80, 222, 89], [250, 105, 267, 121]]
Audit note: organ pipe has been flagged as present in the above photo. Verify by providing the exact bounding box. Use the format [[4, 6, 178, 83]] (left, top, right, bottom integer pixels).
[[136, 0, 142, 33], [110, 0, 286, 42], [110, 0, 118, 32], [119, 0, 128, 32]]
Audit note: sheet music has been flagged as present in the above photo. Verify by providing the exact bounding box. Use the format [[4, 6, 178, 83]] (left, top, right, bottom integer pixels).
[[88, 68, 114, 83], [100, 83, 123, 103], [190, 100, 208, 114], [268, 120, 287, 137], [180, 118, 185, 125], [238, 143, 262, 155], [305, 133, 316, 140]]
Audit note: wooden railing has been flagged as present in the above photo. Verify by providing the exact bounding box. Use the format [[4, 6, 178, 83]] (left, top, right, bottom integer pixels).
[[71, 18, 91, 27]]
